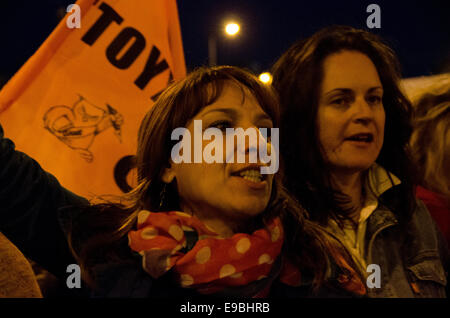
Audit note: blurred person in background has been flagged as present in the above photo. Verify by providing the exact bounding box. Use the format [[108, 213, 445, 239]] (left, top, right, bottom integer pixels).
[[409, 75, 450, 248]]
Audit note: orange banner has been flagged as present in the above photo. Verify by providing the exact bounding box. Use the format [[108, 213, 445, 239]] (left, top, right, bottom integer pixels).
[[0, 0, 186, 198]]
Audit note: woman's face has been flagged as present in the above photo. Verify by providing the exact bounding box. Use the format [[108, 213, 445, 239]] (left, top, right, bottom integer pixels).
[[163, 83, 275, 230], [317, 50, 385, 175]]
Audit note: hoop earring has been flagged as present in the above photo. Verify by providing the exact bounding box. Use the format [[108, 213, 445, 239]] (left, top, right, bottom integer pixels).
[[159, 183, 168, 208]]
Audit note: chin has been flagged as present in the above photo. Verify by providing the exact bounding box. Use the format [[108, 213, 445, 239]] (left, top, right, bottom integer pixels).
[[231, 200, 268, 217], [334, 160, 375, 174]]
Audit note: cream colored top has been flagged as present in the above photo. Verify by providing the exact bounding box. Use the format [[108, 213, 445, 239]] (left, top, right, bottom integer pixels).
[[326, 164, 401, 275]]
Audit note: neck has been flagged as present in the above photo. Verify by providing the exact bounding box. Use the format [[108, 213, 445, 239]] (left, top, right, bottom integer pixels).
[[196, 215, 237, 238], [330, 170, 365, 222], [180, 203, 238, 238]]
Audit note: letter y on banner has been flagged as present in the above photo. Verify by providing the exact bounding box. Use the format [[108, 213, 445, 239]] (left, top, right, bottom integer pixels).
[[0, 0, 186, 198]]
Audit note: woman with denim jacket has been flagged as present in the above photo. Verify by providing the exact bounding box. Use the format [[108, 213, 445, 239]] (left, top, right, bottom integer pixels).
[[0, 65, 365, 298], [272, 26, 448, 297]]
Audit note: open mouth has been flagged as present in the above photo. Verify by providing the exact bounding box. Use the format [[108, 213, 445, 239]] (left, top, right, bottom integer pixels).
[[345, 133, 374, 143], [231, 167, 266, 183]]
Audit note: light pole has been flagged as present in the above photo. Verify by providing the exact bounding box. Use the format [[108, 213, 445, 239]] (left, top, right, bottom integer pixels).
[[208, 36, 218, 66], [208, 22, 241, 66]]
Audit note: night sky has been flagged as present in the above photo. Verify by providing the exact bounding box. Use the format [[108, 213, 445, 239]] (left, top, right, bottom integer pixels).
[[0, 0, 448, 89]]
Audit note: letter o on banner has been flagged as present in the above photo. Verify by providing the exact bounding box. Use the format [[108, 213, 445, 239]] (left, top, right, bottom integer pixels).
[[106, 27, 146, 69]]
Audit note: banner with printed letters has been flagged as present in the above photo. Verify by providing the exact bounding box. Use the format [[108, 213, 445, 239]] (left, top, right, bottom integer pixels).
[[0, 0, 186, 198]]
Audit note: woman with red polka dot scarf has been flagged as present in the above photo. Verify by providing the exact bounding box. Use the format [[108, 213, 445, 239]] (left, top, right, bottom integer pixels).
[[0, 66, 365, 298]]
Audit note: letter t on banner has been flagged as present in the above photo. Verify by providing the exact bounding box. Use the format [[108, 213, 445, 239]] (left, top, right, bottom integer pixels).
[[0, 0, 186, 198]]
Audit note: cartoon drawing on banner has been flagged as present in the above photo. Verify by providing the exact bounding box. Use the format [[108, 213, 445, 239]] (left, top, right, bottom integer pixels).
[[43, 95, 123, 162]]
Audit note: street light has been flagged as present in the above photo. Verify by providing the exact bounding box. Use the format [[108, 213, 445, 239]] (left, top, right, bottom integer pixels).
[[258, 72, 272, 84], [225, 23, 240, 36], [208, 21, 241, 66]]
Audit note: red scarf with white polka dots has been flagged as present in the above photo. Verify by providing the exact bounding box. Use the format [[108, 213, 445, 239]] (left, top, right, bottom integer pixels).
[[128, 210, 286, 295]]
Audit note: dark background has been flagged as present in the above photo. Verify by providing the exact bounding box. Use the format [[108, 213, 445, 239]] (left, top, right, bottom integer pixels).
[[0, 0, 448, 89]]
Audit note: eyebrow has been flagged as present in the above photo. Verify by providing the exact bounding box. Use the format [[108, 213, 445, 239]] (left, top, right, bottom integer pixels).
[[323, 86, 383, 97], [200, 107, 273, 124], [200, 108, 237, 118], [367, 87, 383, 94], [255, 113, 273, 123]]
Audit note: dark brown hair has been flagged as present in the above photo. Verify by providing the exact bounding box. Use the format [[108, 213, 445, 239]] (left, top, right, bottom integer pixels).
[[67, 65, 358, 291], [271, 25, 417, 226]]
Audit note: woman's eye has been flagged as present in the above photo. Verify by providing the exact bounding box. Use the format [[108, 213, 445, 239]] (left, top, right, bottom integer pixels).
[[208, 120, 232, 131], [331, 97, 350, 107], [367, 95, 382, 105]]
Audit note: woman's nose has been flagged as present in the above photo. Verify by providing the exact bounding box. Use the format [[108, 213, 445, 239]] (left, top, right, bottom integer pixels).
[[242, 125, 270, 152], [237, 125, 259, 155], [352, 97, 374, 125], [232, 125, 270, 163]]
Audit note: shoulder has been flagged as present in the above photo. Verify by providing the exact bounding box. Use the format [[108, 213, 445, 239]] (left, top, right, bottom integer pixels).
[[89, 257, 199, 298], [410, 198, 440, 236], [89, 259, 153, 297], [404, 198, 448, 263], [57, 198, 91, 238]]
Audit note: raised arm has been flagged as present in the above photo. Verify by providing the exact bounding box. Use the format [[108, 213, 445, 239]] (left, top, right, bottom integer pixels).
[[0, 123, 88, 278]]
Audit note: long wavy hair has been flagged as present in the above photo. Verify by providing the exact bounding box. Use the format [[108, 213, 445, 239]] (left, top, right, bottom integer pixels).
[[409, 75, 450, 198], [271, 26, 417, 226], [67, 66, 356, 291]]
